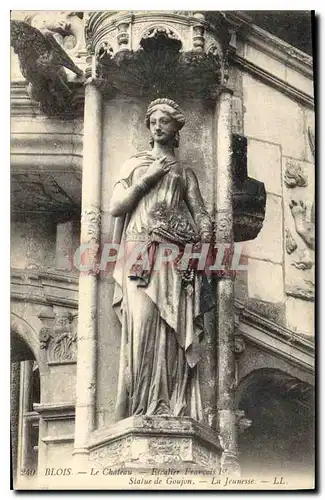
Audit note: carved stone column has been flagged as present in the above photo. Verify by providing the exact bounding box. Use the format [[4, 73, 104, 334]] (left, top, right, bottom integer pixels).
[[74, 80, 102, 461], [215, 87, 240, 476]]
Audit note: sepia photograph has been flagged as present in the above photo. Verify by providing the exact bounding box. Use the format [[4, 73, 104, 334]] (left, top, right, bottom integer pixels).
[[10, 9, 315, 491]]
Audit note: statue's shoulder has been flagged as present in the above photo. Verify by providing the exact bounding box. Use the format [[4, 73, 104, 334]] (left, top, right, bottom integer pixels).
[[118, 151, 152, 182], [130, 150, 152, 160]]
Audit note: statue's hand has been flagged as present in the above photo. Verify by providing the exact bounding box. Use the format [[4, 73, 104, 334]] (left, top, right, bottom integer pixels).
[[142, 156, 174, 186]]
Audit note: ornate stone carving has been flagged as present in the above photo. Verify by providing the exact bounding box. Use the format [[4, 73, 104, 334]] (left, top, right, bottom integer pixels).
[[286, 284, 314, 302], [289, 200, 315, 250], [84, 11, 233, 98], [91, 437, 132, 468], [39, 327, 52, 349], [11, 19, 83, 116], [141, 25, 181, 46], [284, 159, 308, 188], [88, 416, 222, 469], [39, 311, 78, 363], [147, 437, 184, 462], [284, 128, 315, 303], [26, 11, 86, 57], [292, 249, 313, 270], [81, 209, 101, 244], [97, 41, 114, 61], [96, 41, 222, 99], [215, 213, 233, 243], [234, 335, 245, 355], [192, 24, 205, 52], [235, 410, 252, 434], [116, 21, 130, 50], [285, 228, 297, 254]]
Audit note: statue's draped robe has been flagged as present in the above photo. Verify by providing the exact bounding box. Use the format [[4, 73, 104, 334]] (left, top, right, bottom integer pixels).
[[112, 152, 212, 421]]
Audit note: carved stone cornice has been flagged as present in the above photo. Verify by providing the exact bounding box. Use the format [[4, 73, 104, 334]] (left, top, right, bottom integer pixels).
[[231, 54, 314, 109], [221, 11, 313, 78], [33, 401, 75, 421], [11, 268, 79, 308]]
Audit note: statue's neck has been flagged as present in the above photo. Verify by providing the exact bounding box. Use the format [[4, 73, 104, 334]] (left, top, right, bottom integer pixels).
[[151, 143, 176, 160]]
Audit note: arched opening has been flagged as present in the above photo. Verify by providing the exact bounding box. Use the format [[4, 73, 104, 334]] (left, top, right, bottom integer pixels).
[[237, 369, 314, 477], [11, 328, 41, 483]]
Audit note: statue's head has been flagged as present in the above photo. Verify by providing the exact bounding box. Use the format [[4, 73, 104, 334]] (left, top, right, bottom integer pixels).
[[145, 98, 185, 148]]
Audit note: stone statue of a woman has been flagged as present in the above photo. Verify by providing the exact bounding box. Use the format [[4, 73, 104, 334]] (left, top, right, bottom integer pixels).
[[110, 98, 213, 421]]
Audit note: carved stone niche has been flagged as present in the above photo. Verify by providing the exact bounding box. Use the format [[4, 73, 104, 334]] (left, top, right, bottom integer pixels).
[[231, 134, 267, 242], [88, 416, 222, 471], [85, 11, 231, 99]]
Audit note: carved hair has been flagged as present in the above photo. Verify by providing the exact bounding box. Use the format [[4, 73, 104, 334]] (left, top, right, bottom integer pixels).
[[145, 98, 185, 131]]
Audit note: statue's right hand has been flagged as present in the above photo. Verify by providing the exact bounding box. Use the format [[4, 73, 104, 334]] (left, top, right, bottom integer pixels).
[[142, 156, 171, 185]]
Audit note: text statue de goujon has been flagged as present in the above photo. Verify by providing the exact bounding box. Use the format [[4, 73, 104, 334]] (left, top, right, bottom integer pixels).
[[110, 98, 214, 421]]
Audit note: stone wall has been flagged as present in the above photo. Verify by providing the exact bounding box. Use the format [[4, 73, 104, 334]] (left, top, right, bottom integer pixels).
[[11, 215, 57, 269], [234, 44, 314, 337]]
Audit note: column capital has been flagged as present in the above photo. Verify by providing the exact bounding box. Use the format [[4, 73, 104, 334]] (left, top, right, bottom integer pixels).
[[217, 84, 234, 97]]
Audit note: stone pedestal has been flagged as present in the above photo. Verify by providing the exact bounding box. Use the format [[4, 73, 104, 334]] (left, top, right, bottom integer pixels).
[[88, 416, 222, 470]]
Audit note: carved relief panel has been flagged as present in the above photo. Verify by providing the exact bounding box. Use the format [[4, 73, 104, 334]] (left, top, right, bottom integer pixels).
[[39, 310, 78, 364], [283, 128, 315, 304]]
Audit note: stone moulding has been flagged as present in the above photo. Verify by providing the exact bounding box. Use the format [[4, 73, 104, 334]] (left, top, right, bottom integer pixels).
[[33, 402, 75, 421], [222, 11, 313, 78], [88, 416, 222, 469], [232, 54, 314, 109], [11, 268, 79, 308], [235, 300, 314, 373]]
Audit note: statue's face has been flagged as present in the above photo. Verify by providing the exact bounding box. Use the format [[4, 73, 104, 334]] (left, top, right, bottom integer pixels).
[[149, 109, 178, 145]]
